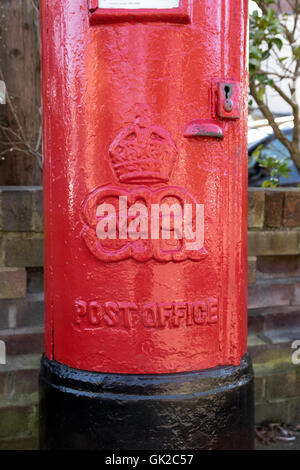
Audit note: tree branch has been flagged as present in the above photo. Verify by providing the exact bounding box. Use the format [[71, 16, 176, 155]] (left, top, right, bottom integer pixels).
[[249, 80, 294, 154]]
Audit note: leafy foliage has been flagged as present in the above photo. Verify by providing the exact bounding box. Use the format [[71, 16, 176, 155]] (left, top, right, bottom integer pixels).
[[252, 144, 291, 187], [249, 1, 300, 177], [250, 5, 283, 96]]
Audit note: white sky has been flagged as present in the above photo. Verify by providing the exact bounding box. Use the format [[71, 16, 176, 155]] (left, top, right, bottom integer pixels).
[[249, 0, 261, 14]]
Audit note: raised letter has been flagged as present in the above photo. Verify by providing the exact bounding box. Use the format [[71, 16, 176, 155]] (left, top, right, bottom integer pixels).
[[208, 299, 218, 324], [104, 302, 119, 327], [73, 300, 87, 325], [142, 304, 157, 327], [193, 301, 207, 325], [172, 302, 187, 327], [118, 302, 138, 329], [88, 301, 102, 325]]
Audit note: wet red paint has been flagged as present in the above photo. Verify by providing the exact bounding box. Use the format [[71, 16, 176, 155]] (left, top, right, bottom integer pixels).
[[40, 0, 249, 374]]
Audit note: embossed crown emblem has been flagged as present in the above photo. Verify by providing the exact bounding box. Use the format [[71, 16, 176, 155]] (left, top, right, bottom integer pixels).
[[109, 105, 178, 184]]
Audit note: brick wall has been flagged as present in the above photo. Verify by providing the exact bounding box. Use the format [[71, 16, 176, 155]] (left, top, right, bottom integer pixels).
[[0, 187, 43, 450], [0, 186, 299, 448], [248, 188, 300, 425]]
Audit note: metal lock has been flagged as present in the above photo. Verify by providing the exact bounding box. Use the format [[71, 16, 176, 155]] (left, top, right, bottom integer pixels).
[[217, 81, 241, 119]]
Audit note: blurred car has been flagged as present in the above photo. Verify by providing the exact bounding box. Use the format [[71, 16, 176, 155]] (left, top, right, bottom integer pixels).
[[248, 121, 300, 186]]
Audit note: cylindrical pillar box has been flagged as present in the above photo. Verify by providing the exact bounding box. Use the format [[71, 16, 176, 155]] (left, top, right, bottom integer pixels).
[[39, 0, 254, 450]]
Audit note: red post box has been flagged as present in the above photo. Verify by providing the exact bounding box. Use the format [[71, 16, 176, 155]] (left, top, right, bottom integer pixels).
[[39, 0, 254, 450]]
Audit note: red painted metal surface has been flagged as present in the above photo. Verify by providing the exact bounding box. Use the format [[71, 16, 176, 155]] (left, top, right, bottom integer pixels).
[[40, 0, 249, 374]]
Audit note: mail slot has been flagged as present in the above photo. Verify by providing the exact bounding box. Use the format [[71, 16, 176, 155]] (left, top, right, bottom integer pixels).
[[39, 0, 254, 450]]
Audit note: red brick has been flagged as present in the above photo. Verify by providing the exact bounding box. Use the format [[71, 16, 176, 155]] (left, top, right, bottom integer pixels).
[[248, 256, 257, 285], [4, 236, 44, 268], [0, 308, 9, 329], [0, 372, 7, 395], [248, 283, 293, 309], [257, 255, 300, 280], [248, 311, 264, 334], [293, 283, 300, 305], [32, 189, 43, 233], [283, 190, 300, 227], [27, 267, 44, 294], [263, 306, 300, 333], [0, 331, 44, 355], [1, 189, 33, 232], [0, 268, 26, 299], [265, 190, 284, 228], [0, 297, 44, 330], [248, 190, 265, 228], [15, 295, 44, 328], [248, 231, 300, 256]]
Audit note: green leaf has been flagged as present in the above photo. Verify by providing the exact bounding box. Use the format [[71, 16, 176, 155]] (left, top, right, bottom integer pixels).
[[262, 180, 278, 188], [294, 46, 300, 59], [262, 50, 271, 60], [272, 37, 283, 50], [252, 144, 263, 159]]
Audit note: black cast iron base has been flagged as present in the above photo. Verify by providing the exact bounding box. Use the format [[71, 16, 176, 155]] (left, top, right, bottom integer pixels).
[[39, 354, 254, 450]]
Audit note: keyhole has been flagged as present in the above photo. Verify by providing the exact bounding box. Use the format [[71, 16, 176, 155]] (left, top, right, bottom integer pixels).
[[224, 85, 230, 99]]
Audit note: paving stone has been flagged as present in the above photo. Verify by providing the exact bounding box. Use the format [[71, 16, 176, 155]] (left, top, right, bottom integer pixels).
[[0, 405, 34, 439], [249, 342, 292, 369], [255, 375, 265, 402], [13, 369, 39, 395], [255, 400, 290, 425], [0, 436, 38, 450], [266, 371, 297, 400], [289, 398, 300, 425]]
